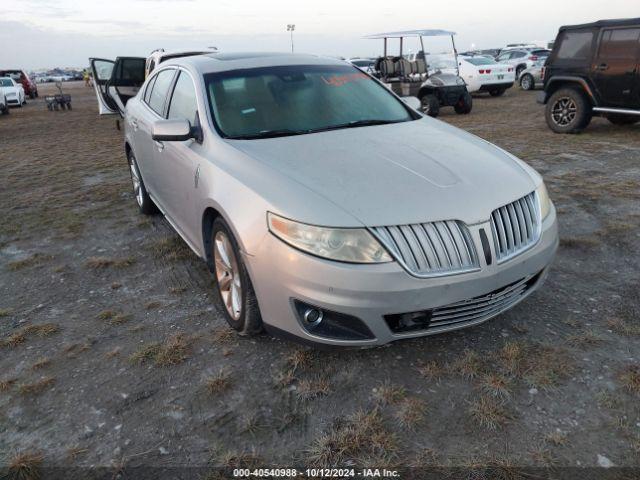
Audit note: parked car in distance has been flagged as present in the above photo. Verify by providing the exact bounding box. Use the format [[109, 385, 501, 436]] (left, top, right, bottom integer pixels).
[[0, 89, 9, 115], [348, 57, 375, 73], [495, 49, 550, 77], [0, 69, 38, 98], [0, 77, 26, 107], [457, 55, 515, 95], [519, 59, 545, 91], [89, 52, 558, 347], [540, 18, 640, 133]]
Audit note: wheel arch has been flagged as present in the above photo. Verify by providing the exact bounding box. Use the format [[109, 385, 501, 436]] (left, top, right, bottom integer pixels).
[[544, 77, 596, 105]]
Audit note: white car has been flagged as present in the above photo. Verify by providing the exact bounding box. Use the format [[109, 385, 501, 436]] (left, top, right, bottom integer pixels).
[[458, 56, 515, 96], [427, 56, 514, 96], [0, 77, 25, 107], [495, 49, 550, 77]]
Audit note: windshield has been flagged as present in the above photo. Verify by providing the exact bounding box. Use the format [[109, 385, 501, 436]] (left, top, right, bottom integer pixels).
[[465, 57, 497, 66], [351, 60, 372, 67], [0, 78, 13, 87], [426, 56, 456, 70], [205, 64, 415, 139]]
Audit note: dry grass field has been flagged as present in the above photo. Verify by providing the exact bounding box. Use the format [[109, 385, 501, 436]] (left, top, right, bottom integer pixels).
[[1, 81, 639, 478]]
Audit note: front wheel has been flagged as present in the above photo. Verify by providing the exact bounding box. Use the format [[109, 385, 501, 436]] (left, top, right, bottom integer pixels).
[[420, 94, 440, 117], [520, 74, 534, 91], [211, 217, 263, 335], [545, 88, 592, 134], [127, 151, 157, 215], [454, 92, 473, 114]]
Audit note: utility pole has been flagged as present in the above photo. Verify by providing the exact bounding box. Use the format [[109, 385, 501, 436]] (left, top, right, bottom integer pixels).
[[287, 24, 296, 53]]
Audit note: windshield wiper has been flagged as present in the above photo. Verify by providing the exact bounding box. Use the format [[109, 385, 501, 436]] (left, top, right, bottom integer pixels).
[[227, 128, 310, 140], [309, 119, 405, 133]]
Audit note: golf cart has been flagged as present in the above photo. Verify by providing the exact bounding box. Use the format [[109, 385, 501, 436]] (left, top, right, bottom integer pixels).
[[365, 29, 472, 117]]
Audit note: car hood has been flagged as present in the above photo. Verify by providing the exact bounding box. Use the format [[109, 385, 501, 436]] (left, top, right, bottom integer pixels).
[[229, 117, 538, 226]]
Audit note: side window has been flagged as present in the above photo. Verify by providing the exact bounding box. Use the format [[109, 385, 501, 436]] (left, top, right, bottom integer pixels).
[[143, 74, 158, 104], [512, 51, 526, 59], [167, 71, 198, 124], [115, 58, 145, 86], [147, 69, 175, 116], [497, 53, 509, 62], [598, 28, 640, 59], [556, 30, 594, 60]]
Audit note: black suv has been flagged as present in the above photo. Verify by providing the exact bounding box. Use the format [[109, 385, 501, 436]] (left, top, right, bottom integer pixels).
[[539, 18, 640, 133]]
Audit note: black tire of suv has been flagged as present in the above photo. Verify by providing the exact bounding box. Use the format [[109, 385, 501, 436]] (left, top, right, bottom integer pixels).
[[607, 115, 639, 126], [520, 74, 535, 91], [421, 94, 440, 117], [454, 92, 473, 114], [545, 88, 592, 134], [210, 217, 263, 336]]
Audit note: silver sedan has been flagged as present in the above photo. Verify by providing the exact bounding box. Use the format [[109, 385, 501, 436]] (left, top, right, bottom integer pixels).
[[93, 52, 558, 347]]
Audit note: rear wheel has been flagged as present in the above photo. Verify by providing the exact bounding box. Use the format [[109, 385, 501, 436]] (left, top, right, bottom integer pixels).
[[211, 217, 263, 335], [607, 114, 639, 126], [520, 74, 534, 91], [545, 88, 592, 134], [127, 150, 157, 215], [420, 94, 440, 117], [454, 91, 473, 114]]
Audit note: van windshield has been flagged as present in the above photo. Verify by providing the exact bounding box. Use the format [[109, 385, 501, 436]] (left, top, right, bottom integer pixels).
[[205, 64, 415, 139]]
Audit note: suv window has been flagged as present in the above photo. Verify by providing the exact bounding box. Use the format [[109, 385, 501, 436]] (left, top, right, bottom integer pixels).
[[556, 30, 594, 60], [599, 28, 640, 59], [143, 75, 158, 104], [147, 69, 175, 115], [511, 51, 526, 58], [168, 71, 198, 124]]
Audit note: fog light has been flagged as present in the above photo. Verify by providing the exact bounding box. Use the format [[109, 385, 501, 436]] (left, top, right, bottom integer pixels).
[[303, 308, 323, 326]]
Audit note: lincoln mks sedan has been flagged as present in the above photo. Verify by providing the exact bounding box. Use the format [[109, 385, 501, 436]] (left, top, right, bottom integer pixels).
[[90, 52, 558, 347]]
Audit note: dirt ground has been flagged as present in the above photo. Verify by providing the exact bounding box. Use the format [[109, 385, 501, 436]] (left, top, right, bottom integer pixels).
[[1, 81, 639, 478]]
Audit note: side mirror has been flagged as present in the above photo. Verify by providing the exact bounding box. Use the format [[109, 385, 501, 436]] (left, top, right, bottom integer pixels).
[[402, 96, 422, 111], [151, 119, 195, 142]]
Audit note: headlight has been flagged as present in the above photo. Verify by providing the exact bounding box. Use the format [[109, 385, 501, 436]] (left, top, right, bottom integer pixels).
[[267, 213, 392, 264], [536, 183, 551, 220]]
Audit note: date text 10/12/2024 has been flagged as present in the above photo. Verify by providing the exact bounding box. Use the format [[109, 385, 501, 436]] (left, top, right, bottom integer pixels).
[[233, 468, 400, 478]]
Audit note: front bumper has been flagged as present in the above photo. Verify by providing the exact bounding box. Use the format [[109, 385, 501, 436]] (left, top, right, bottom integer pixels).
[[248, 206, 558, 347]]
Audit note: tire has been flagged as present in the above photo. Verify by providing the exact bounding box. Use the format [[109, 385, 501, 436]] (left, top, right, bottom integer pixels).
[[520, 74, 534, 91], [211, 217, 263, 335], [29, 91, 35, 100], [516, 65, 526, 77], [420, 94, 440, 117], [2, 107, 9, 115], [454, 91, 473, 114], [545, 87, 592, 134], [489, 88, 505, 97], [607, 114, 639, 126], [127, 150, 157, 215]]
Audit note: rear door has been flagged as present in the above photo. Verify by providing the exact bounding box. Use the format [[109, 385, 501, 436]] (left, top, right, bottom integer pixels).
[[90, 56, 145, 116], [593, 27, 640, 108]]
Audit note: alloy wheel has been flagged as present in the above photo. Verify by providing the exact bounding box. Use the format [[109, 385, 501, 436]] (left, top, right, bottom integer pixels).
[[550, 97, 577, 126], [214, 231, 243, 320], [521, 76, 532, 90], [129, 160, 143, 207]]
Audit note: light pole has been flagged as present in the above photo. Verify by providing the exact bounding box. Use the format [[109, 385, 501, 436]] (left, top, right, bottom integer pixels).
[[287, 24, 295, 53]]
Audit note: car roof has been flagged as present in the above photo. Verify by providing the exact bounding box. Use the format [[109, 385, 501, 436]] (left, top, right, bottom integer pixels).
[[559, 17, 640, 31], [167, 52, 349, 74]]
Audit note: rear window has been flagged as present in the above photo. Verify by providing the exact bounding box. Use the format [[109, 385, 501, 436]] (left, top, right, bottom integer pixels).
[[598, 28, 640, 59], [465, 57, 497, 66], [555, 30, 594, 60]]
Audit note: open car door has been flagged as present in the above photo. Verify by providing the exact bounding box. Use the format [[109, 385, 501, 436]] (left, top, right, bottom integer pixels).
[[89, 56, 145, 116]]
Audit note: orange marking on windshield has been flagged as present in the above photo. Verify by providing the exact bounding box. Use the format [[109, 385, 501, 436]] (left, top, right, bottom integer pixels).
[[321, 72, 368, 87]]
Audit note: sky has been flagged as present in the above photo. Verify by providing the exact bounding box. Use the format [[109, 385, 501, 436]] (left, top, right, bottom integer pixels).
[[1, 0, 638, 69]]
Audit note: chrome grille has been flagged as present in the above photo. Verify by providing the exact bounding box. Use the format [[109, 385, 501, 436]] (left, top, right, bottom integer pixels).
[[371, 221, 479, 277], [490, 192, 540, 262]]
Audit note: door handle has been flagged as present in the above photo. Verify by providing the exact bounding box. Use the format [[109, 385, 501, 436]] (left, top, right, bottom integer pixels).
[[596, 63, 609, 71], [154, 140, 164, 152]]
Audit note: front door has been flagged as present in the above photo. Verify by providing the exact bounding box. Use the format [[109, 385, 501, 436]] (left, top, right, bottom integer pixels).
[[89, 58, 118, 114], [154, 70, 204, 247], [593, 27, 640, 108]]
